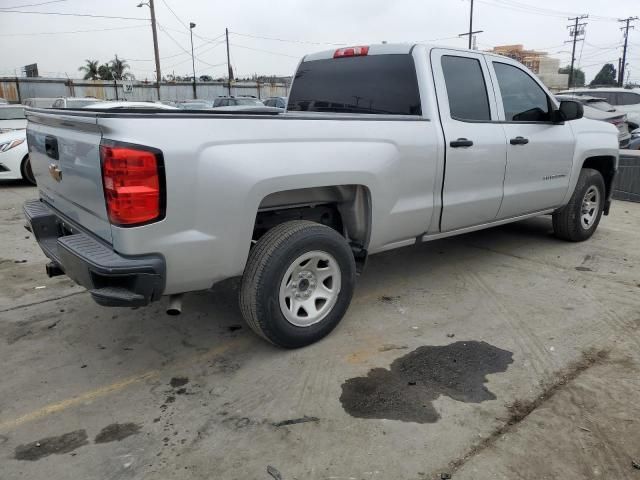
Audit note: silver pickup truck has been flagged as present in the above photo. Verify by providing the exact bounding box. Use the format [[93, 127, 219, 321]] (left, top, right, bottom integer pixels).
[[23, 44, 618, 348]]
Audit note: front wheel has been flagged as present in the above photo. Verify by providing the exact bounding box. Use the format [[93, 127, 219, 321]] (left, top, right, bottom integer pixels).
[[552, 168, 605, 242], [239, 220, 356, 348]]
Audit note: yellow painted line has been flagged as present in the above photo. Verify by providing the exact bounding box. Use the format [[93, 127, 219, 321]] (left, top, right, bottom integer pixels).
[[0, 337, 250, 432]]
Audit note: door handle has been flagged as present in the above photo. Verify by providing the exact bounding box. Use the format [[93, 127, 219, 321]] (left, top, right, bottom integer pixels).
[[450, 138, 473, 148], [510, 136, 529, 145]]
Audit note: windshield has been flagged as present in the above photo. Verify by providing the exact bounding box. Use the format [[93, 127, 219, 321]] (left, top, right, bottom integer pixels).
[[0, 107, 26, 120], [236, 98, 263, 105], [66, 99, 100, 108]]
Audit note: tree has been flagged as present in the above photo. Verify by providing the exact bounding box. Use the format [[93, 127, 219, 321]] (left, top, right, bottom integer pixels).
[[109, 55, 132, 80], [78, 59, 100, 80], [97, 63, 113, 80], [559, 66, 585, 88], [199, 75, 213, 82], [590, 63, 617, 86]]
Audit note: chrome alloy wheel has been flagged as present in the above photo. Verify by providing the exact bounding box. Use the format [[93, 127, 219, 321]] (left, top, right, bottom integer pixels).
[[580, 185, 600, 230], [278, 250, 342, 327]]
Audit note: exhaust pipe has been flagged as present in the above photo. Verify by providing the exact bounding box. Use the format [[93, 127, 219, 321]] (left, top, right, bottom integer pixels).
[[166, 294, 183, 316]]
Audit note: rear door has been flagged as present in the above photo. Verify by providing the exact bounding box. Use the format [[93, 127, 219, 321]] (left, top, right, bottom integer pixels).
[[26, 110, 112, 242], [488, 60, 574, 218], [431, 49, 507, 232]]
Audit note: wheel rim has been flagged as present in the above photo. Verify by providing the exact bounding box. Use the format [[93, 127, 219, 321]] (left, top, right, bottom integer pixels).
[[580, 185, 600, 230], [278, 250, 342, 327]]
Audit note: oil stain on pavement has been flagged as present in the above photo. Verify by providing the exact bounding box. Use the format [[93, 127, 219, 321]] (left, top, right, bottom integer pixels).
[[94, 422, 141, 444], [14, 430, 88, 461], [340, 341, 513, 423]]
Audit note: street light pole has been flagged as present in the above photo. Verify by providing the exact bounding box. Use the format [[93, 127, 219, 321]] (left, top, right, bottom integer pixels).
[[138, 0, 162, 100], [190, 22, 197, 99]]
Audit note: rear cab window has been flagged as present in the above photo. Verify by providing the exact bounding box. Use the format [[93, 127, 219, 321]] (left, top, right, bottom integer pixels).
[[287, 54, 421, 115]]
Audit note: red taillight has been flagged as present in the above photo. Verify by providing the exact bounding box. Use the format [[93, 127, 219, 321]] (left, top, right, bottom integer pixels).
[[100, 143, 164, 226], [333, 46, 369, 58]]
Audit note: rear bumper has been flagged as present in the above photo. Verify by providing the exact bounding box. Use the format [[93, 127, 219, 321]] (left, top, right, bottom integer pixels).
[[23, 199, 165, 307]]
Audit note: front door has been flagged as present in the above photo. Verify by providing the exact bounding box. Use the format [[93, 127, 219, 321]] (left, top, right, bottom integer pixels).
[[488, 60, 575, 218], [431, 49, 508, 232]]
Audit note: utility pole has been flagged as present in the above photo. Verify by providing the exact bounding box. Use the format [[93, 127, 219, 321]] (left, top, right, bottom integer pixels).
[[190, 22, 197, 99], [458, 0, 483, 50], [619, 17, 638, 87], [138, 0, 162, 100], [225, 27, 233, 96], [566, 15, 588, 89]]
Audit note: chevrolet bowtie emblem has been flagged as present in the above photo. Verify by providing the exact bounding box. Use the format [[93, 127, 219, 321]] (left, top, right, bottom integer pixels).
[[48, 163, 62, 182]]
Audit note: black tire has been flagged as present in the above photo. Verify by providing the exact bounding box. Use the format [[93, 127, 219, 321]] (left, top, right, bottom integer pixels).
[[20, 155, 36, 186], [239, 220, 356, 348], [552, 168, 605, 242]]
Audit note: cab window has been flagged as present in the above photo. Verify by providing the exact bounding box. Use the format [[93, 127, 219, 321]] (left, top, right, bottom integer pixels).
[[441, 55, 491, 121], [493, 62, 551, 122]]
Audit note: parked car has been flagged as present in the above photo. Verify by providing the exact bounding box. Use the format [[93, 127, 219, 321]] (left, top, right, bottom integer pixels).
[[51, 97, 101, 108], [86, 101, 178, 110], [628, 127, 640, 150], [556, 94, 631, 148], [557, 87, 640, 130], [0, 129, 34, 184], [23, 43, 618, 348], [24, 98, 57, 108], [0, 105, 27, 132], [178, 100, 215, 110], [262, 96, 287, 109], [212, 96, 264, 107]]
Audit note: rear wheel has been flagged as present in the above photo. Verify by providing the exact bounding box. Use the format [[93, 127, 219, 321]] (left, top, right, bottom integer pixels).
[[20, 155, 36, 186], [552, 168, 605, 242], [239, 220, 356, 348]]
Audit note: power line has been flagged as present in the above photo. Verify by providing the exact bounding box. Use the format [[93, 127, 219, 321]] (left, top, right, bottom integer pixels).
[[0, 0, 66, 9], [157, 23, 226, 69], [230, 31, 346, 46], [229, 43, 301, 59], [0, 9, 148, 20], [0, 25, 146, 37]]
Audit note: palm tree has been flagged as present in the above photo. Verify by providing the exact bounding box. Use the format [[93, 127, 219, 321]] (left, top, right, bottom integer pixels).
[[78, 59, 100, 80], [109, 55, 131, 80], [98, 63, 113, 81]]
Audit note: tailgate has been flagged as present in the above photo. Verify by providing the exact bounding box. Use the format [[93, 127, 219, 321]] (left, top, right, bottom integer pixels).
[[26, 109, 111, 243]]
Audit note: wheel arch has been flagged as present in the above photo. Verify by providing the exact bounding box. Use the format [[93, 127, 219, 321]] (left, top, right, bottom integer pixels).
[[581, 155, 617, 214], [255, 184, 373, 260]]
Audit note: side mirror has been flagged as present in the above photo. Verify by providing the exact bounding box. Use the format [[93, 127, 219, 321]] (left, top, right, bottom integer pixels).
[[553, 100, 583, 123]]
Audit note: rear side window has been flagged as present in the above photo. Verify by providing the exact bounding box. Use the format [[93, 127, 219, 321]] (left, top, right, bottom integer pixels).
[[288, 54, 421, 115], [441, 56, 491, 121], [493, 62, 550, 122], [618, 92, 640, 106]]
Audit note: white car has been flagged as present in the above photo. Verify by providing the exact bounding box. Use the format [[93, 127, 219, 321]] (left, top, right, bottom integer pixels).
[[557, 87, 640, 130], [86, 101, 178, 110], [556, 94, 631, 147], [52, 97, 101, 109], [0, 105, 27, 132], [0, 129, 34, 184]]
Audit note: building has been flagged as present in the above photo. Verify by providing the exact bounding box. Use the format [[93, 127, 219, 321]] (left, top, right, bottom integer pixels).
[[489, 44, 569, 90]]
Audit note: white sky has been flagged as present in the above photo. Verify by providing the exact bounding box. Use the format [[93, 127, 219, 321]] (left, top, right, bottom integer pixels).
[[0, 0, 638, 83]]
